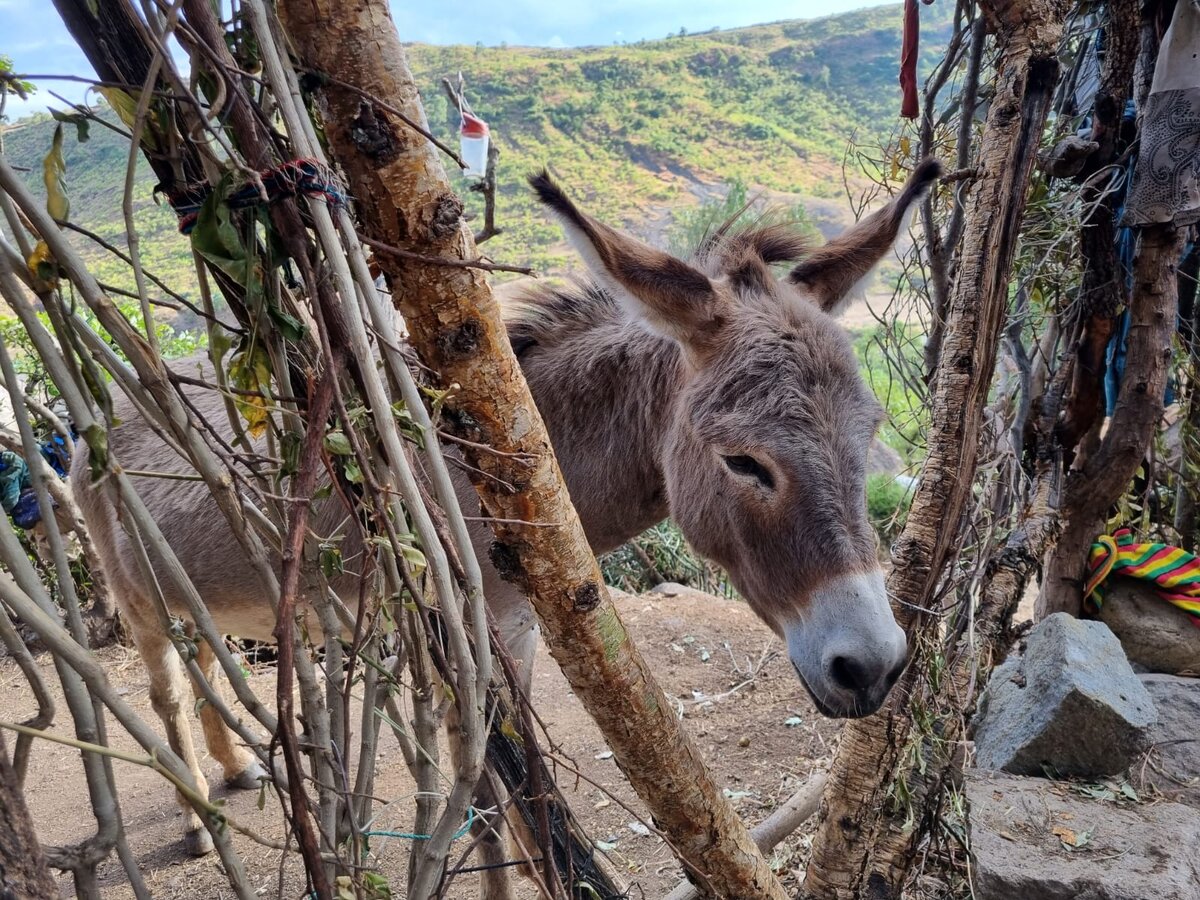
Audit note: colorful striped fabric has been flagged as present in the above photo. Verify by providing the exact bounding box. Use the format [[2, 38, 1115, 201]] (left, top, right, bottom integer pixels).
[[1085, 528, 1200, 627]]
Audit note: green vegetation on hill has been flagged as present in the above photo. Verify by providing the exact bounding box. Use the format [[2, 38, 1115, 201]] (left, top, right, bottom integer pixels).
[[2, 3, 948, 299], [411, 3, 950, 273]]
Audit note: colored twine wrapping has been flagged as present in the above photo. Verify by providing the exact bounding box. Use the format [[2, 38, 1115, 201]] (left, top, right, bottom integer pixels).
[[1085, 528, 1200, 627], [360, 807, 476, 843], [163, 158, 348, 234]]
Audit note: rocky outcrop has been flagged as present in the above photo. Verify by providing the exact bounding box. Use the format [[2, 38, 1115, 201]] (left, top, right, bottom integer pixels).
[[968, 771, 1200, 900], [973, 614, 1156, 777], [1097, 578, 1200, 675], [1134, 673, 1200, 808]]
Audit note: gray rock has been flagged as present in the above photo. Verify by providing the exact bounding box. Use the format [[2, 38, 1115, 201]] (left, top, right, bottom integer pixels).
[[1098, 578, 1200, 675], [649, 582, 691, 597], [867, 438, 903, 475], [974, 614, 1156, 777], [1135, 674, 1200, 808], [968, 770, 1200, 900]]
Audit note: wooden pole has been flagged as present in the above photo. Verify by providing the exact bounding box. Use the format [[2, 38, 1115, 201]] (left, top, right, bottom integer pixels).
[[801, 0, 1069, 895], [274, 1, 787, 896]]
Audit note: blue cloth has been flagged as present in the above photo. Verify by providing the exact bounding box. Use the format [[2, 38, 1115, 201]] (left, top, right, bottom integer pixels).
[[0, 451, 30, 514], [10, 489, 42, 529], [39, 434, 69, 478]]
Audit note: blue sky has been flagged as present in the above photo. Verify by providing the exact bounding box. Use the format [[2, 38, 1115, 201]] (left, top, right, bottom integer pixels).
[[2, 0, 889, 120]]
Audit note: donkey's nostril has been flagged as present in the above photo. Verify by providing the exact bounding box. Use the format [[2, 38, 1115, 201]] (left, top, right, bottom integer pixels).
[[829, 656, 872, 694]]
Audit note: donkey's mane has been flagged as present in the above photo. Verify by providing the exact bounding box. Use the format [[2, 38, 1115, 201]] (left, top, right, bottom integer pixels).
[[504, 214, 814, 356], [504, 281, 620, 358]]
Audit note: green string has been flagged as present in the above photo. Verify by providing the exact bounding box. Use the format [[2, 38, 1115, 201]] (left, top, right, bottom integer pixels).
[[305, 811, 479, 897], [361, 807, 475, 842]]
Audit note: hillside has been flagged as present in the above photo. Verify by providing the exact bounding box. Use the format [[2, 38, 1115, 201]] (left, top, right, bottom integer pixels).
[[1, 3, 950, 304]]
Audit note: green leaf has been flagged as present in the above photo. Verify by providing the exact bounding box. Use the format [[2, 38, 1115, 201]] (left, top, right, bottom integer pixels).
[[228, 345, 273, 439], [362, 871, 392, 899], [82, 422, 108, 481], [96, 86, 159, 151], [319, 545, 343, 579], [266, 304, 307, 342], [323, 430, 353, 456], [42, 123, 69, 221], [26, 240, 59, 288], [391, 401, 425, 448], [95, 86, 137, 128], [50, 108, 90, 143], [400, 542, 426, 576], [209, 327, 235, 368], [343, 457, 363, 484], [190, 176, 265, 311], [280, 432, 300, 477]]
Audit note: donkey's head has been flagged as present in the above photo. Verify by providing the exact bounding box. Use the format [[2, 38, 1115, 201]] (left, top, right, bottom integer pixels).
[[531, 161, 939, 717]]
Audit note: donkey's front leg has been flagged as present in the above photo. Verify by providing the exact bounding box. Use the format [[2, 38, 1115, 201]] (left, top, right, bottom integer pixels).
[[189, 630, 269, 790], [124, 605, 213, 856]]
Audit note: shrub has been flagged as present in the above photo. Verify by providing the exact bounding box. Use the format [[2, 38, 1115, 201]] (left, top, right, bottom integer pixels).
[[601, 520, 735, 598], [866, 472, 913, 547]]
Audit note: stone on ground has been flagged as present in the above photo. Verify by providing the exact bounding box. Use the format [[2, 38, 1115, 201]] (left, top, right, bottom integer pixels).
[[968, 770, 1200, 900], [1134, 673, 1200, 808], [1097, 577, 1200, 675], [974, 613, 1156, 777]]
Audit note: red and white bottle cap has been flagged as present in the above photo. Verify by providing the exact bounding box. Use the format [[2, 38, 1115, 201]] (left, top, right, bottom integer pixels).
[[460, 112, 489, 138]]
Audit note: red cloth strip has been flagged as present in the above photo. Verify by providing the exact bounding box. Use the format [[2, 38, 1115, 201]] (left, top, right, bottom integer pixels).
[[900, 0, 920, 120]]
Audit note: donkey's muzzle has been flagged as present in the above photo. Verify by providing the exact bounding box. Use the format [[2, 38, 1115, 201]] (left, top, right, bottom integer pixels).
[[783, 569, 908, 719]]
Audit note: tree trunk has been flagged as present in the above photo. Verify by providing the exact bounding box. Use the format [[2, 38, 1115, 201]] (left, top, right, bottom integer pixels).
[[1037, 0, 1183, 618], [1054, 0, 1140, 454], [1173, 245, 1200, 549], [0, 730, 60, 899], [275, 2, 787, 897], [1038, 222, 1185, 617], [801, 1, 1068, 896]]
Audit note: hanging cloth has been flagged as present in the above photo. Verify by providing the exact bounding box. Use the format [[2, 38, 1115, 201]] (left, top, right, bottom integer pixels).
[[1121, 0, 1200, 227]]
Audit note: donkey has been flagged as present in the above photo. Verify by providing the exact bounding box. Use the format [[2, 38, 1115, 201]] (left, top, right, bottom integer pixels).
[[69, 158, 937, 889]]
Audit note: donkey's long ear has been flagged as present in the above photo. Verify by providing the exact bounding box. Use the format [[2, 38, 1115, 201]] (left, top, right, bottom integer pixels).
[[529, 171, 723, 350], [789, 158, 942, 315]]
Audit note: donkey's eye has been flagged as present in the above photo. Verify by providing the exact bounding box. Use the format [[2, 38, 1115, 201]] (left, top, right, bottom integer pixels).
[[723, 455, 775, 489]]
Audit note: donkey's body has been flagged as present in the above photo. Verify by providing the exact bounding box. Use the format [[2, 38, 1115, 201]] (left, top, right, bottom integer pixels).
[[71, 160, 939, 893]]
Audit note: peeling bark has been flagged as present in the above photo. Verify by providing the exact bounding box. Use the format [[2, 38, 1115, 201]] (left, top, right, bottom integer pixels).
[[276, 2, 787, 897], [801, 1, 1069, 896]]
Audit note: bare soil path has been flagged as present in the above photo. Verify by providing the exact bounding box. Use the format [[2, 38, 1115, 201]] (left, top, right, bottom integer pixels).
[[4, 588, 838, 898]]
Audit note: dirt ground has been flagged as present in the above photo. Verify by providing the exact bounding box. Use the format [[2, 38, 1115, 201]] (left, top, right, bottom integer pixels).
[[3, 587, 841, 899]]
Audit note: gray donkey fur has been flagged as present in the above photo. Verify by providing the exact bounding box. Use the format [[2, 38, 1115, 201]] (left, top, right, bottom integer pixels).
[[71, 160, 938, 895]]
